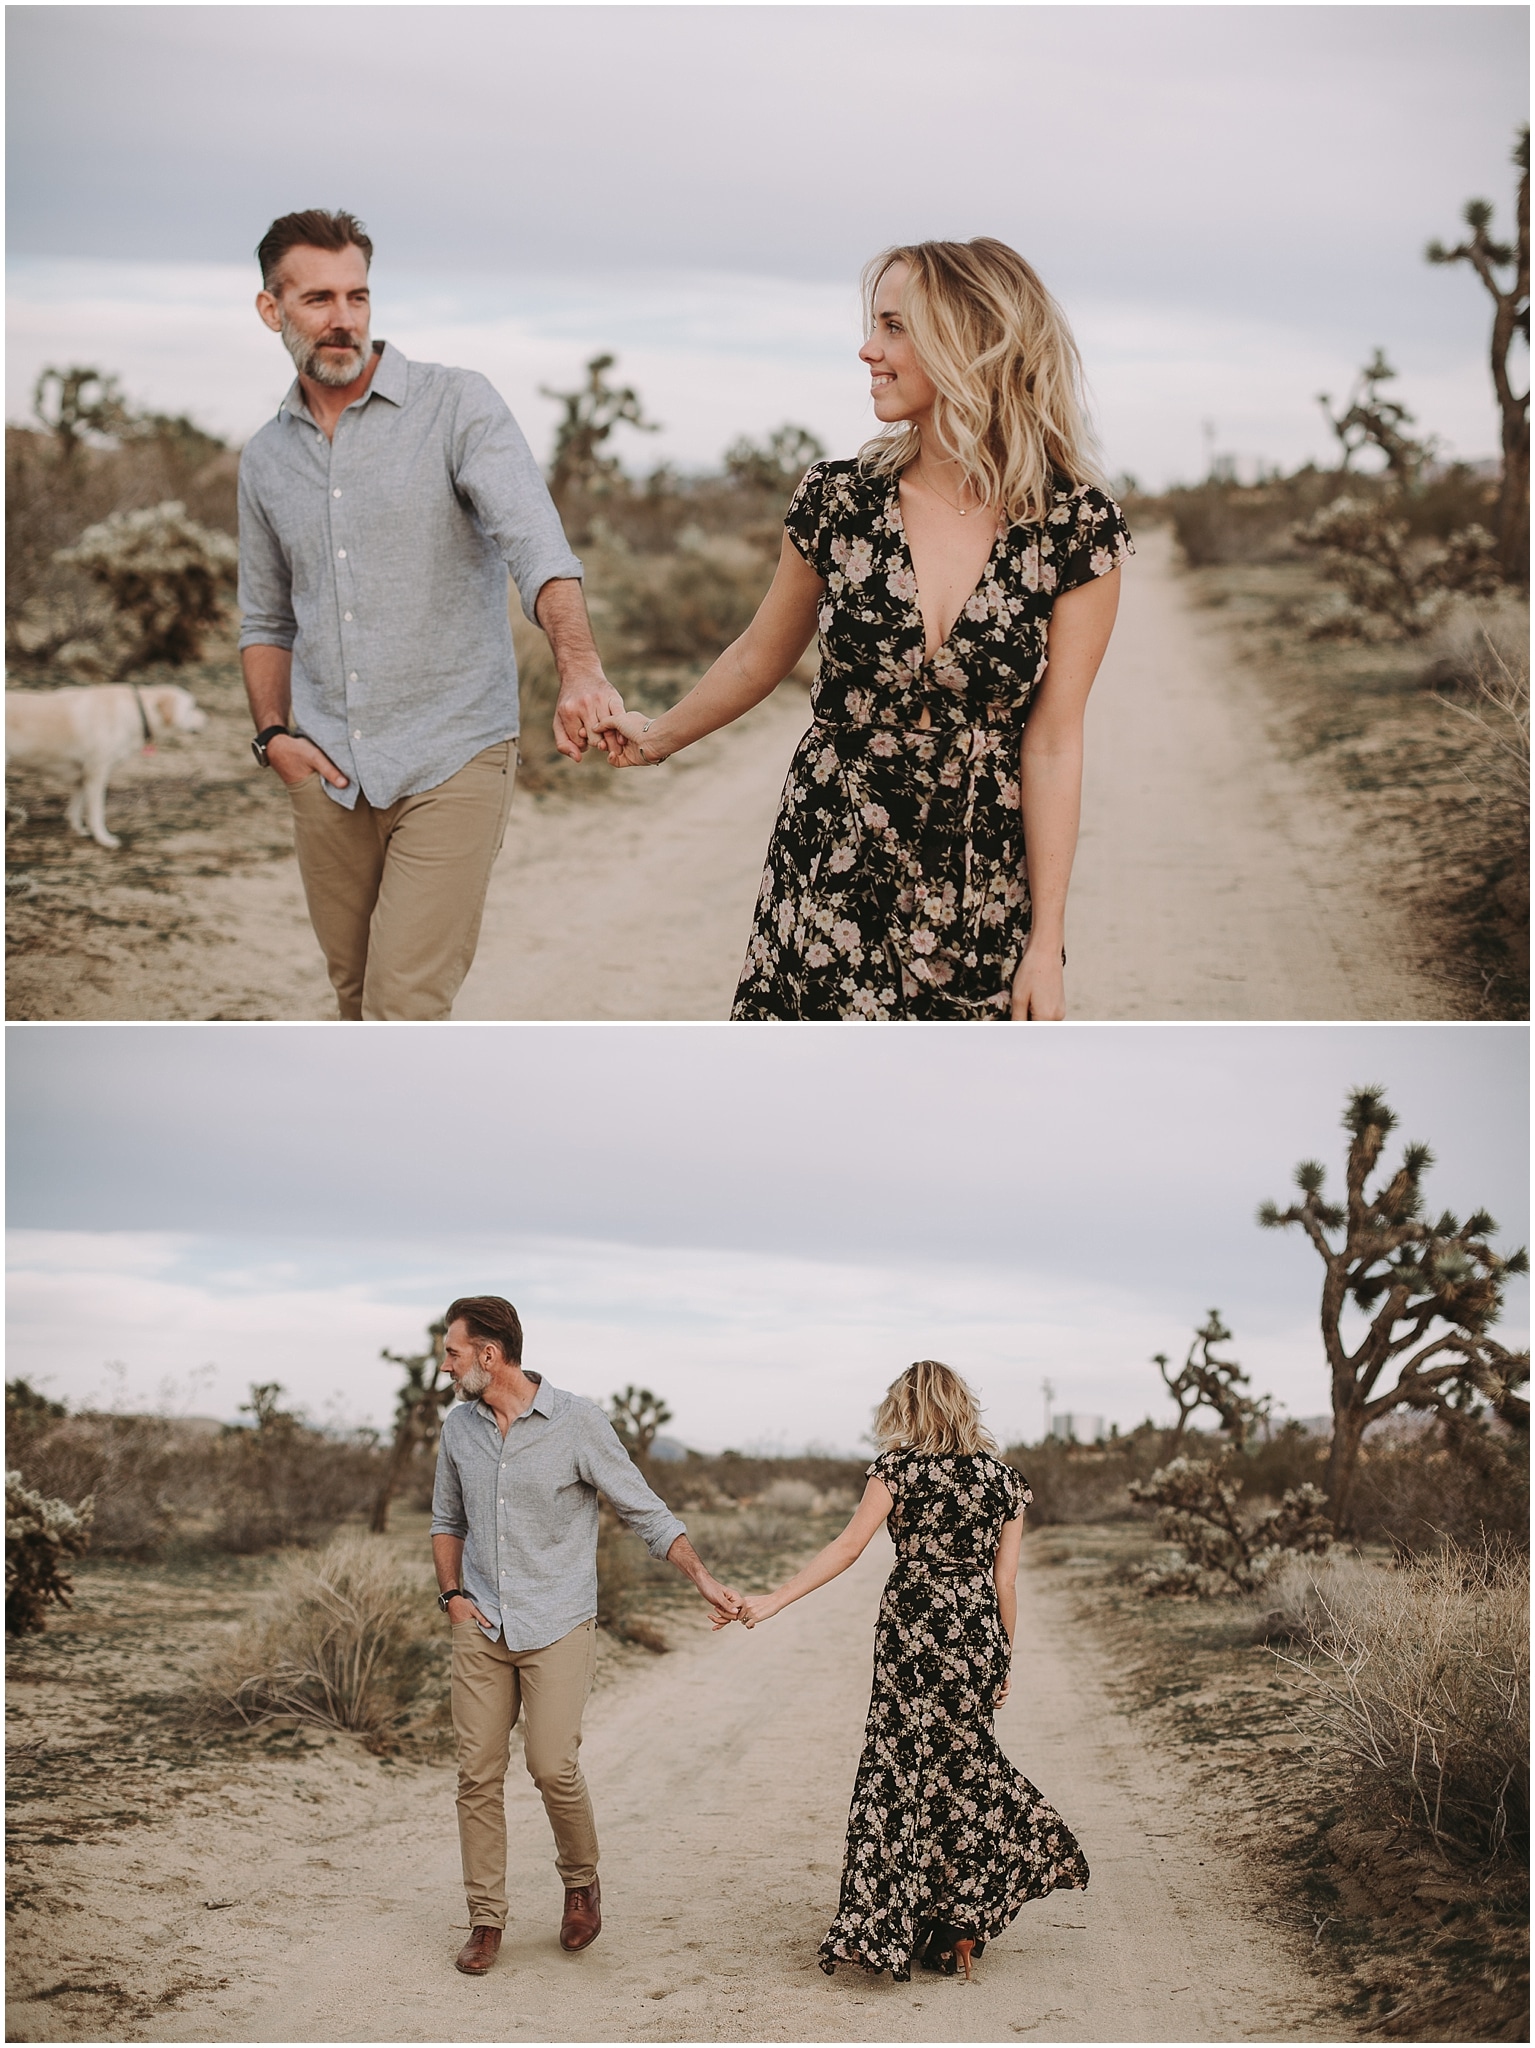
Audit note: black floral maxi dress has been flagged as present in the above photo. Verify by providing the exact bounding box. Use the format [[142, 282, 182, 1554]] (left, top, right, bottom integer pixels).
[[731, 462, 1132, 1020], [818, 1449, 1090, 1981]]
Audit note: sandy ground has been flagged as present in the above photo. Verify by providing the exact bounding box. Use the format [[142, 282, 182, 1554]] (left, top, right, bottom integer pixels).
[[5, 528, 1447, 1021], [8, 1543, 1342, 2045]]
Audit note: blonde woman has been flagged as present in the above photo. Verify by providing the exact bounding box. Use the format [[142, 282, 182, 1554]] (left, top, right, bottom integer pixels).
[[726, 1361, 1089, 1982], [594, 237, 1131, 1020]]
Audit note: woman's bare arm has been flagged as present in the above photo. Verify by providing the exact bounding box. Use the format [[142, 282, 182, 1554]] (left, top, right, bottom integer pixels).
[[1011, 567, 1122, 1020], [594, 533, 824, 764], [727, 1476, 894, 1629], [992, 1510, 1025, 1703]]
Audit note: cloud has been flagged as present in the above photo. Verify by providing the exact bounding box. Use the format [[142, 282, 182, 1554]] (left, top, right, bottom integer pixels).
[[7, 1026, 1526, 1448], [6, 7, 1525, 483], [7, 1224, 1328, 1451]]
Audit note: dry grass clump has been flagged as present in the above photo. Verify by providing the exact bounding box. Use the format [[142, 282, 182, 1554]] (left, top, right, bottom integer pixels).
[[201, 1535, 441, 1747], [1273, 1543, 1528, 1867]]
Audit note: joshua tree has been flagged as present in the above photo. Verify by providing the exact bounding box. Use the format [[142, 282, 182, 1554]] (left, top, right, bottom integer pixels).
[[723, 423, 826, 493], [32, 365, 134, 461], [1259, 1086, 1529, 1530], [607, 1385, 672, 1462], [370, 1321, 450, 1534], [1155, 1309, 1271, 1446], [542, 354, 658, 526], [1317, 349, 1433, 485], [1427, 126, 1530, 583]]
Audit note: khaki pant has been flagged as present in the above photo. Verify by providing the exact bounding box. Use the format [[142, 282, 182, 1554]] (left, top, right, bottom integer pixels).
[[451, 1617, 599, 1930], [288, 741, 516, 1020]]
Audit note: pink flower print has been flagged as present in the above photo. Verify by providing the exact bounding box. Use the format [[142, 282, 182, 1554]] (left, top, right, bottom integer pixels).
[[842, 537, 875, 585], [831, 919, 862, 954], [1048, 500, 1073, 525], [909, 928, 938, 956], [963, 588, 991, 622], [886, 563, 918, 604], [850, 987, 882, 1016], [867, 731, 898, 758], [860, 802, 890, 832], [804, 941, 833, 968], [828, 844, 856, 873], [813, 745, 839, 783], [1089, 546, 1115, 577]]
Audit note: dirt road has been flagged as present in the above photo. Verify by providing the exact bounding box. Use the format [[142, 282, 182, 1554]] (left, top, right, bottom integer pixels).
[[93, 1542, 1338, 2046]]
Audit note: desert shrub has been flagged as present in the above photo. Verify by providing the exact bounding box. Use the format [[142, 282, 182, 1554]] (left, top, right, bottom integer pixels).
[[1238, 1421, 1332, 1503], [5, 1471, 93, 1635], [1351, 1414, 1529, 1554], [6, 1411, 207, 1557], [649, 1451, 869, 1512], [6, 416, 237, 672], [49, 500, 238, 678], [1128, 1454, 1332, 1595], [596, 529, 775, 664], [1007, 1426, 1176, 1524], [201, 1535, 441, 1744], [594, 1503, 673, 1652], [213, 1392, 384, 1555], [1292, 495, 1501, 640], [1274, 1542, 1528, 1865]]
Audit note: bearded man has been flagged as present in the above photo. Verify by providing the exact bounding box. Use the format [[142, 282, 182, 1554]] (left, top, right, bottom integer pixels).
[[237, 209, 621, 1018], [430, 1295, 740, 1977]]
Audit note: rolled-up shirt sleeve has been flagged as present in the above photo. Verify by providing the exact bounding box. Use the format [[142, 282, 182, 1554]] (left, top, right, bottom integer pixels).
[[450, 373, 584, 619], [576, 1409, 686, 1560], [429, 1437, 469, 1539]]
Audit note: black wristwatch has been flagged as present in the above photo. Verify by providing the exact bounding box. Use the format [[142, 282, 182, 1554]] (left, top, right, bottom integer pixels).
[[251, 725, 291, 768], [437, 1587, 468, 1612]]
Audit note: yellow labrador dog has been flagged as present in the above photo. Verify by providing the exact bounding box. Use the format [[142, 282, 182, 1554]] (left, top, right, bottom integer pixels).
[[6, 683, 208, 850]]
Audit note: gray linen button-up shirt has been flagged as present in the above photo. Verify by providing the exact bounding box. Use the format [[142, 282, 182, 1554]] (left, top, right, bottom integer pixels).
[[237, 340, 582, 809], [430, 1375, 687, 1653]]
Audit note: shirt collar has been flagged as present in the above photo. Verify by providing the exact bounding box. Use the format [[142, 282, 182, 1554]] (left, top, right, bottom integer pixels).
[[473, 1372, 555, 1430], [277, 339, 407, 428]]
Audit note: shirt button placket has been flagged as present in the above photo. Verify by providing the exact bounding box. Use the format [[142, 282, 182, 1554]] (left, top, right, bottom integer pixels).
[[330, 455, 359, 749]]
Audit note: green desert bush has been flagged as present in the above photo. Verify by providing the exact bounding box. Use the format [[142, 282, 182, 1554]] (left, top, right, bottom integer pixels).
[[1273, 1542, 1529, 1866], [201, 1534, 441, 1744], [1128, 1454, 1332, 1595], [5, 1471, 93, 1635], [6, 409, 237, 674], [48, 499, 239, 678]]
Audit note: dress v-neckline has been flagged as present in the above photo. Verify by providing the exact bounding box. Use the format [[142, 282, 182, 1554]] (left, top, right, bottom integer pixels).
[[892, 480, 1006, 665]]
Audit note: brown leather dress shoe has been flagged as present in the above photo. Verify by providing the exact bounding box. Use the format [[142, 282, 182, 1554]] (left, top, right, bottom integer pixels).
[[560, 1876, 601, 1952], [455, 1925, 502, 1975]]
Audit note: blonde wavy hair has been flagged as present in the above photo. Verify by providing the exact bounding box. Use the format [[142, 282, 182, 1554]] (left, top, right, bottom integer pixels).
[[873, 1360, 998, 1457], [858, 237, 1105, 526]]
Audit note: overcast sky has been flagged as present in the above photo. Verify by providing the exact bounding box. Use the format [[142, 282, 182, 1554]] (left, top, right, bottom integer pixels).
[[6, 5, 1529, 484], [8, 1024, 1527, 1451]]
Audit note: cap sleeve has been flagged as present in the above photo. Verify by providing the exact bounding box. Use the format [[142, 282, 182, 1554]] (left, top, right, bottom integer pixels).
[[1003, 1462, 1033, 1519], [784, 461, 832, 579], [1050, 485, 1133, 598], [866, 1448, 902, 1495]]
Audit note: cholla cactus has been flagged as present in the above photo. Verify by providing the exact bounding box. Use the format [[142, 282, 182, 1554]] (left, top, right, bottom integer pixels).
[[1293, 496, 1502, 640], [1129, 1455, 1331, 1597], [5, 1471, 93, 1636], [54, 499, 237, 673]]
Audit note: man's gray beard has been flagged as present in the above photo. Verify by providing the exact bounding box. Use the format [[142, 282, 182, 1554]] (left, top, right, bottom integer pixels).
[[279, 311, 370, 388], [455, 1363, 493, 1401]]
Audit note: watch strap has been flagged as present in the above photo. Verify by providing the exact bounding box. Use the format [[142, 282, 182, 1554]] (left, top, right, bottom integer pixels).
[[252, 724, 291, 767], [437, 1586, 468, 1610]]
